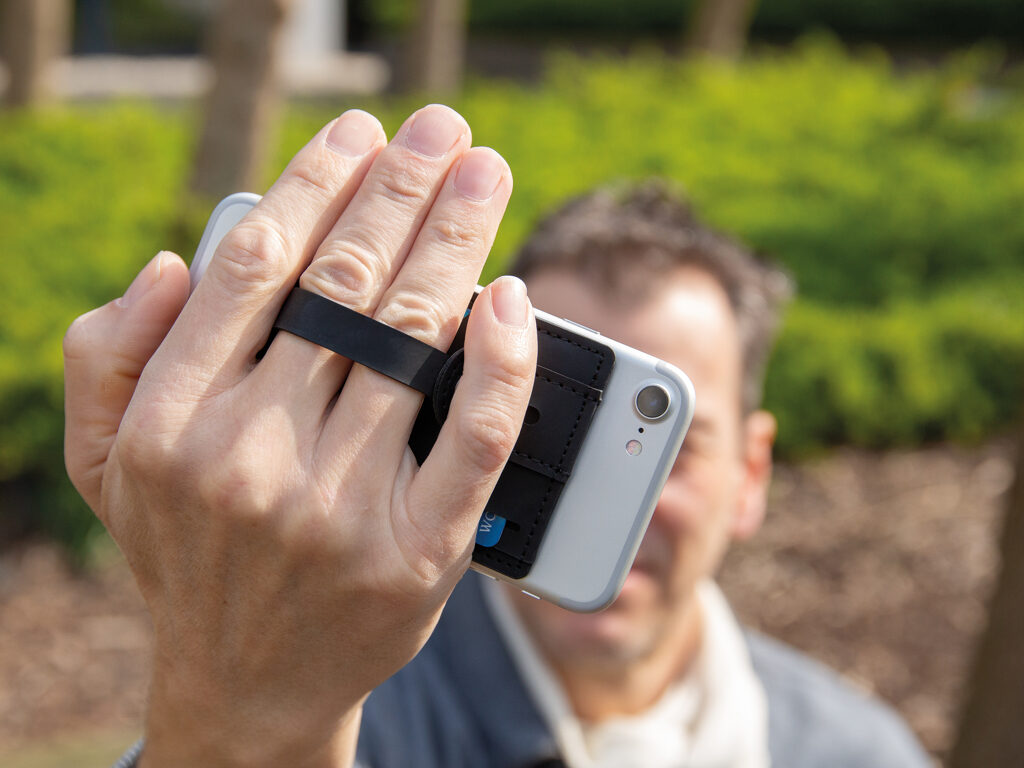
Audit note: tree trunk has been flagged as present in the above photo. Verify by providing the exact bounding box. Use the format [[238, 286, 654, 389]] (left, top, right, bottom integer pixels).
[[950, 424, 1024, 767], [189, 0, 296, 200], [405, 0, 467, 94], [1, 0, 70, 108], [686, 0, 759, 60]]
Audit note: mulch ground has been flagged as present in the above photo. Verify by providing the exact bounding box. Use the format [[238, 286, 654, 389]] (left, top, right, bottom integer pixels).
[[721, 439, 1014, 761], [0, 439, 1016, 762]]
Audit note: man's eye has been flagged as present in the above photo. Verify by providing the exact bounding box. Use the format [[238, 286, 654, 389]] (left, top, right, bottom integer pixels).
[[672, 444, 696, 472], [680, 437, 702, 455], [675, 434, 713, 467]]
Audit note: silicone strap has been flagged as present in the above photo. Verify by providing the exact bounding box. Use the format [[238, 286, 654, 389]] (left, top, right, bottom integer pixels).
[[273, 287, 449, 395]]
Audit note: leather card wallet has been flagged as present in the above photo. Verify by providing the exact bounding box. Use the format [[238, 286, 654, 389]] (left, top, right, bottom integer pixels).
[[409, 303, 614, 579]]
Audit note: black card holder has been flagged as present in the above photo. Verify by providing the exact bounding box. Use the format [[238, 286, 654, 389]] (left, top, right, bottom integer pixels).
[[270, 286, 616, 581], [409, 308, 614, 579]]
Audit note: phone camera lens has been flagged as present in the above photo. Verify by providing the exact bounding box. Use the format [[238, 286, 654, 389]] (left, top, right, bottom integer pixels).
[[635, 384, 671, 421]]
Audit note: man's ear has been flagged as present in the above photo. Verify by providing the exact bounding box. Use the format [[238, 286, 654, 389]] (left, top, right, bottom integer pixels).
[[730, 409, 776, 541]]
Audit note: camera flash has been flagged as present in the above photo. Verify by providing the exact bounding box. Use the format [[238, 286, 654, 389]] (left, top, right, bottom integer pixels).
[[625, 440, 643, 456]]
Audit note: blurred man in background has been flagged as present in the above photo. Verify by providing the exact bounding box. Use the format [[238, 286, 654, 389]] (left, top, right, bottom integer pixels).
[[356, 182, 931, 768]]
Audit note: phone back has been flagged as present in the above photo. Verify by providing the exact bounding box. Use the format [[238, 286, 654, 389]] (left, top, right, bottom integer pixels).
[[481, 310, 693, 611]]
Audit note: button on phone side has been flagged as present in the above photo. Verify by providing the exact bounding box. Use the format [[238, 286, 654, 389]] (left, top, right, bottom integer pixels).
[[562, 318, 600, 335]]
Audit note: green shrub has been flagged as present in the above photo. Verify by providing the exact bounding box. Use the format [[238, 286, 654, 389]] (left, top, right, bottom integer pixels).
[[0, 105, 192, 554], [0, 105, 190, 477], [2, 42, 1023, 553], [287, 40, 1024, 305], [766, 281, 1024, 455]]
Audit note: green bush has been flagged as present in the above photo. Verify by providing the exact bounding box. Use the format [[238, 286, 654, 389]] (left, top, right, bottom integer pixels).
[[282, 41, 1024, 305], [0, 105, 191, 554], [2, 41, 1023, 553], [767, 281, 1024, 455], [0, 105, 189, 475]]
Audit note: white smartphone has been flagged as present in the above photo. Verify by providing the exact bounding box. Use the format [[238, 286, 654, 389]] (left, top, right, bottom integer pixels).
[[189, 194, 695, 612]]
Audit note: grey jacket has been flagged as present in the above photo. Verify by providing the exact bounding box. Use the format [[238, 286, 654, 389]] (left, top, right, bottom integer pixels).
[[114, 574, 930, 768]]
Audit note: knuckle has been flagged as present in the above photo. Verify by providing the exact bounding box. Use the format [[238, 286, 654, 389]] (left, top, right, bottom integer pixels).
[[377, 289, 450, 342], [115, 412, 178, 481], [301, 232, 388, 312], [64, 308, 149, 385], [486, 352, 536, 397], [456, 408, 521, 475], [215, 218, 290, 288], [373, 163, 433, 209], [279, 503, 334, 560], [424, 215, 486, 254], [285, 159, 340, 205], [62, 313, 95, 362], [198, 451, 278, 521]]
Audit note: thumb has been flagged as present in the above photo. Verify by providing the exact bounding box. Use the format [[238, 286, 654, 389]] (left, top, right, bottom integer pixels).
[[405, 277, 537, 581], [63, 250, 191, 515]]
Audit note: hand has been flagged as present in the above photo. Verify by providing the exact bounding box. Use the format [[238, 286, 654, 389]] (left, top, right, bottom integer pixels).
[[63, 105, 536, 768]]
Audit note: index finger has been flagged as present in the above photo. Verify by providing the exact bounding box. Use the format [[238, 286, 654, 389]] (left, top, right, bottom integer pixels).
[[150, 110, 387, 392]]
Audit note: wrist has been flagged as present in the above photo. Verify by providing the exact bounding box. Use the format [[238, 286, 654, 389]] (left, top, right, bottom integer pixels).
[[140, 724, 360, 768], [141, 707, 362, 768], [141, 661, 363, 768]]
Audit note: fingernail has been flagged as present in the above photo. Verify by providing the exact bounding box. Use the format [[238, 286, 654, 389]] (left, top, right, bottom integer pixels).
[[326, 110, 382, 156], [404, 106, 466, 158], [491, 276, 529, 328], [119, 252, 166, 308], [454, 149, 505, 201]]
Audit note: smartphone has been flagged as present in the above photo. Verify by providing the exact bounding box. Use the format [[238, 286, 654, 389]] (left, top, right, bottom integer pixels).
[[190, 194, 695, 612]]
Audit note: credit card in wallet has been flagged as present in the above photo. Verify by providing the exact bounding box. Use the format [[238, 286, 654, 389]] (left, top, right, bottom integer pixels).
[[476, 511, 506, 547]]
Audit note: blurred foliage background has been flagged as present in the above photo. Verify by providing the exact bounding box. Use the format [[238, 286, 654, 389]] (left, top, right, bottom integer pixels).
[[0, 0, 1021, 541], [2, 37, 1023, 554]]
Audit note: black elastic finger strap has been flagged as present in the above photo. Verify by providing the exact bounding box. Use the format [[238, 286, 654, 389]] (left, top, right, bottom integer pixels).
[[273, 287, 449, 395]]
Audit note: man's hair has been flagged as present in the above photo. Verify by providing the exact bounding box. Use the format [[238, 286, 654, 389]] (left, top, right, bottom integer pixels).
[[508, 180, 793, 414]]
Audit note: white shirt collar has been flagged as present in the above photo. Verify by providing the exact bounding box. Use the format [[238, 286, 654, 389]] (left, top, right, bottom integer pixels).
[[482, 578, 771, 768]]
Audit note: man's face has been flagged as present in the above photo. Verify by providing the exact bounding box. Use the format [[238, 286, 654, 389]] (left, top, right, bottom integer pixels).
[[507, 266, 773, 668]]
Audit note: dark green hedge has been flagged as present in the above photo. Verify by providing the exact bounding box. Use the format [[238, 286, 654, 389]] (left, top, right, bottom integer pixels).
[[96, 0, 1024, 53], [2, 41, 1022, 552], [372, 0, 1024, 43]]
